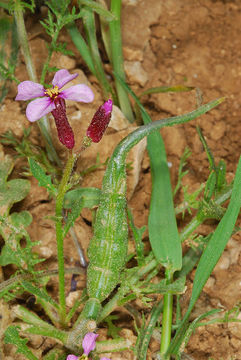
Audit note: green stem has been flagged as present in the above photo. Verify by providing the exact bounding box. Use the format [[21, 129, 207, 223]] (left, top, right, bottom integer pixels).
[[55, 151, 76, 324], [160, 270, 173, 359], [109, 0, 134, 122], [14, 1, 60, 166]]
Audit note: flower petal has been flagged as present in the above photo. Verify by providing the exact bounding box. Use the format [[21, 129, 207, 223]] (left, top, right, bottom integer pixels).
[[60, 84, 94, 103], [52, 98, 75, 149], [66, 355, 79, 360], [15, 81, 45, 101], [82, 332, 98, 355], [26, 97, 55, 122], [100, 358, 111, 360], [52, 69, 78, 89]]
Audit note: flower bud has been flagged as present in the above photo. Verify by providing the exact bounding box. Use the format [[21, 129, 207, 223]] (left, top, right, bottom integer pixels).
[[51, 98, 75, 149], [86, 99, 113, 143]]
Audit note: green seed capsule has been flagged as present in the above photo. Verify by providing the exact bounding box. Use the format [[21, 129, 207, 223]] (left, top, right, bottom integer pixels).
[[81, 98, 223, 321]]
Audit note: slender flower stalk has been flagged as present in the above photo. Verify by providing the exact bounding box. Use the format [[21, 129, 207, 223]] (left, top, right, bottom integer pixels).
[[55, 152, 76, 324]]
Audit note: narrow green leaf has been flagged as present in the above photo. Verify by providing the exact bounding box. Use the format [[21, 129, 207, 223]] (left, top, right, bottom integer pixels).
[[67, 22, 96, 76], [168, 156, 241, 356], [4, 326, 38, 360], [29, 158, 57, 196], [21, 281, 58, 308], [140, 84, 194, 97], [78, 0, 117, 21]]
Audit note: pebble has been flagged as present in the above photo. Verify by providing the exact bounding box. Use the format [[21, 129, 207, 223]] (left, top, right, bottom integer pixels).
[[210, 121, 226, 141], [124, 61, 148, 86]]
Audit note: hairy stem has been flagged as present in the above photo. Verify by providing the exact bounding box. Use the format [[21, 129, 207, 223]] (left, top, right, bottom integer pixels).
[[55, 151, 76, 324]]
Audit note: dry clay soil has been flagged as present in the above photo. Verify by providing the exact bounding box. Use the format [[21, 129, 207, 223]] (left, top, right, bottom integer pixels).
[[1, 0, 241, 359]]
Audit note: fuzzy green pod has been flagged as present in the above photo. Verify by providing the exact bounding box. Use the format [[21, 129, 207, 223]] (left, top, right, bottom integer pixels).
[[81, 98, 224, 321]]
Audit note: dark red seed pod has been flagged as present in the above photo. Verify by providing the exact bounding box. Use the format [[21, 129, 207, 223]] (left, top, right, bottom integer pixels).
[[51, 98, 75, 149], [86, 99, 113, 143]]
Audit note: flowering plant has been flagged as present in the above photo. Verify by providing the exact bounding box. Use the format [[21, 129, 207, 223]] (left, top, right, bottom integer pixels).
[[15, 69, 94, 149]]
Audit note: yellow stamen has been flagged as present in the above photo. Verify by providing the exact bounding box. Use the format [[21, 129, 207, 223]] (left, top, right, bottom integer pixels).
[[45, 85, 59, 98]]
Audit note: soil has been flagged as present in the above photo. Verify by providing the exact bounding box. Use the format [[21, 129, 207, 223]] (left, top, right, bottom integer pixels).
[[1, 0, 241, 359]]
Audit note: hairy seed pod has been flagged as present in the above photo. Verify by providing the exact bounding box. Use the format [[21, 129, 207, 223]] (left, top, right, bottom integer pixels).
[[79, 98, 223, 321]]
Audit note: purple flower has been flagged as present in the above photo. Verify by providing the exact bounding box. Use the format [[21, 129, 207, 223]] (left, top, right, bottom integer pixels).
[[82, 332, 99, 355], [66, 332, 111, 360], [15, 69, 94, 149], [86, 99, 113, 143], [66, 356, 78, 360]]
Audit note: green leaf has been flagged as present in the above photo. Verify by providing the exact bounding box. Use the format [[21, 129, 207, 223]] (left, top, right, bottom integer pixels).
[[216, 159, 227, 191], [21, 281, 58, 308], [29, 158, 57, 196], [0, 1, 11, 11], [78, 0, 117, 21], [0, 244, 22, 266], [64, 187, 101, 209], [0, 179, 30, 207], [127, 207, 145, 266], [4, 325, 38, 360], [140, 84, 194, 97], [10, 211, 32, 227], [0, 155, 13, 186], [168, 155, 241, 356], [63, 198, 84, 238]]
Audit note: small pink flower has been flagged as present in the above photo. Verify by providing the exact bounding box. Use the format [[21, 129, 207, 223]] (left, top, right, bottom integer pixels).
[[82, 332, 99, 355], [66, 356, 79, 360], [15, 69, 94, 149], [66, 332, 111, 360], [86, 99, 113, 143]]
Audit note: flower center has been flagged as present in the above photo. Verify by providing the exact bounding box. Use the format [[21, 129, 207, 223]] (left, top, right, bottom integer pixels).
[[45, 85, 59, 98]]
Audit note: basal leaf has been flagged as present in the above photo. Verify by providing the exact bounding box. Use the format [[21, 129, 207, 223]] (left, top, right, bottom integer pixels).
[[4, 325, 38, 360], [10, 211, 32, 227]]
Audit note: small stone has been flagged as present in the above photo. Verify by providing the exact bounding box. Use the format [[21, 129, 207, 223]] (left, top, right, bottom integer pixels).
[[204, 276, 216, 289], [109, 105, 130, 131], [228, 320, 241, 340], [123, 46, 143, 61], [210, 121, 226, 141], [214, 252, 230, 271], [66, 291, 81, 307], [38, 246, 53, 259], [50, 54, 76, 70], [161, 126, 186, 157], [124, 61, 148, 86]]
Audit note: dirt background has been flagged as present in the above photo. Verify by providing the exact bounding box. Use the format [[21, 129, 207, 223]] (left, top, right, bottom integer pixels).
[[1, 0, 241, 359]]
